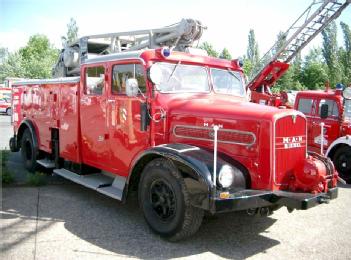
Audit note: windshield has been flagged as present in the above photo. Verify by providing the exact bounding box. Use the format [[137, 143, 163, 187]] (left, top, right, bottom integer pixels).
[[153, 62, 209, 93], [345, 100, 351, 121], [211, 68, 245, 96]]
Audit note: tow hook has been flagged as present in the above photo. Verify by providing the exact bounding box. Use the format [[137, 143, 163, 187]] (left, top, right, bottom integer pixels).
[[318, 195, 330, 204]]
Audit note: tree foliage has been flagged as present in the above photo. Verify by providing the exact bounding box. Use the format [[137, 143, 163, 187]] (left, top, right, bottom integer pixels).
[[62, 18, 79, 47], [219, 48, 232, 60], [0, 35, 59, 81], [340, 22, 351, 84], [322, 21, 342, 86], [199, 41, 218, 58], [247, 29, 259, 66]]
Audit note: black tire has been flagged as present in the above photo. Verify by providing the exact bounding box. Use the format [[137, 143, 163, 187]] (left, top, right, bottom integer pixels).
[[6, 108, 12, 116], [21, 129, 38, 172], [138, 158, 204, 241], [333, 146, 351, 183]]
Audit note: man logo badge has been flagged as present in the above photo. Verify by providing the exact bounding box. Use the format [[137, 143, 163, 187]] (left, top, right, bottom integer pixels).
[[291, 113, 297, 124]]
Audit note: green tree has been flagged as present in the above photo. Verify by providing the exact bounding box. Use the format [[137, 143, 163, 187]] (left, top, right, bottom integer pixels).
[[322, 21, 342, 86], [219, 48, 232, 60], [19, 35, 59, 78], [0, 47, 9, 64], [340, 21, 351, 84], [246, 29, 259, 66], [199, 41, 218, 57], [0, 52, 25, 81], [301, 62, 328, 90], [0, 34, 59, 81], [61, 18, 79, 47]]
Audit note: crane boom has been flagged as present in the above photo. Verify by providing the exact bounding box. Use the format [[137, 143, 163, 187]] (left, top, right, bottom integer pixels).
[[53, 18, 205, 77], [247, 0, 350, 91]]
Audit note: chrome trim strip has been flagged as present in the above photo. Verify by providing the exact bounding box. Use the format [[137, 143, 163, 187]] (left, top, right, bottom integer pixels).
[[272, 112, 307, 186], [12, 77, 80, 86], [173, 125, 256, 146]]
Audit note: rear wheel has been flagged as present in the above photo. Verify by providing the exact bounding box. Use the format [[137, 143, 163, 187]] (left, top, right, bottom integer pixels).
[[138, 158, 204, 241], [333, 146, 351, 183], [21, 129, 38, 172]]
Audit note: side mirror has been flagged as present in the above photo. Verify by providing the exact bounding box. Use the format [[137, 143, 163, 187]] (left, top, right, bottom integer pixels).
[[320, 103, 329, 119], [343, 87, 351, 100], [126, 78, 139, 97]]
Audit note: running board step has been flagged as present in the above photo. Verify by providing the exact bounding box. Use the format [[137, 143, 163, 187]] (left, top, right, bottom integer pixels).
[[53, 169, 125, 201], [37, 159, 55, 168]]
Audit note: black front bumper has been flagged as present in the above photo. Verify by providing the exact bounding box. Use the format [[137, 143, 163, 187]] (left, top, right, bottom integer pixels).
[[212, 187, 338, 213]]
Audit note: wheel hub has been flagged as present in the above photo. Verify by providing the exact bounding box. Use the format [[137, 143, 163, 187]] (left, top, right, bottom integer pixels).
[[150, 179, 176, 221]]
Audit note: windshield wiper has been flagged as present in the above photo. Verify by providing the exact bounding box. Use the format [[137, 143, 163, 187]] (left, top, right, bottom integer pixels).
[[227, 69, 241, 82], [167, 61, 181, 82]]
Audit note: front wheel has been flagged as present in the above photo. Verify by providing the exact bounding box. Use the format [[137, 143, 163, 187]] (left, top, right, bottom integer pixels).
[[333, 146, 351, 183], [138, 158, 204, 241]]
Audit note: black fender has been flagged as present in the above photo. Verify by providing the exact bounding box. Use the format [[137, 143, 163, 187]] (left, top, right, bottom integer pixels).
[[17, 119, 39, 155], [129, 143, 245, 210]]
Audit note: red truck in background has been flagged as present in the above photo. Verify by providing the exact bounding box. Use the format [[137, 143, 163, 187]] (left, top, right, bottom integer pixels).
[[8, 19, 338, 241], [0, 95, 11, 115], [0, 85, 12, 115], [294, 84, 351, 182]]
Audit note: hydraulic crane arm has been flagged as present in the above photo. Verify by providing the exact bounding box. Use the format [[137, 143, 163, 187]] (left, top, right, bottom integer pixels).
[[53, 18, 205, 77], [247, 0, 350, 91]]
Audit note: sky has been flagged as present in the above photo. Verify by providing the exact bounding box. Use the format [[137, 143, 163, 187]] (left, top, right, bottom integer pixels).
[[1, 0, 351, 58]]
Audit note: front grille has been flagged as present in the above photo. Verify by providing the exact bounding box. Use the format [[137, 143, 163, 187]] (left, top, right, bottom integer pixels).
[[173, 125, 256, 146], [274, 114, 307, 186]]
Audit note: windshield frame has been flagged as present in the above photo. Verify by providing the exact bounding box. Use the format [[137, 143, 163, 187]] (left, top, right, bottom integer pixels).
[[153, 62, 211, 94], [151, 61, 246, 97], [210, 67, 246, 97]]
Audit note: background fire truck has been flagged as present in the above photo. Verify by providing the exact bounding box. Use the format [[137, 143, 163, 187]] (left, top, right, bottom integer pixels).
[[247, 0, 351, 181], [0, 85, 12, 115], [9, 13, 340, 241], [294, 84, 351, 182]]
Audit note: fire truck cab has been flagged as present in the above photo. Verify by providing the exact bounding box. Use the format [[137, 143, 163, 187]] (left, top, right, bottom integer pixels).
[[294, 85, 351, 182]]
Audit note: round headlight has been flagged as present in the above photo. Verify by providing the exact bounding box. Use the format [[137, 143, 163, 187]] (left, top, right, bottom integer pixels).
[[218, 165, 235, 188]]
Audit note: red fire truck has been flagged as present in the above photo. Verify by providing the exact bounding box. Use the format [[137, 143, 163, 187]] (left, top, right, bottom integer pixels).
[[9, 19, 338, 241], [294, 84, 351, 182], [247, 1, 351, 182]]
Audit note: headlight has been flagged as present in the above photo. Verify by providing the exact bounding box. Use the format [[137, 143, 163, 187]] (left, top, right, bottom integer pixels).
[[218, 165, 235, 188]]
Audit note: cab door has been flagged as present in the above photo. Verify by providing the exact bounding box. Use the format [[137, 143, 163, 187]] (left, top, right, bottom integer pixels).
[[311, 98, 341, 152], [106, 62, 149, 174], [296, 97, 317, 149], [80, 65, 110, 167]]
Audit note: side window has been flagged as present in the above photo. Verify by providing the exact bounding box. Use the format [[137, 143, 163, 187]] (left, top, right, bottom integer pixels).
[[297, 98, 314, 115], [319, 99, 339, 118], [85, 66, 105, 95], [112, 64, 146, 95]]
